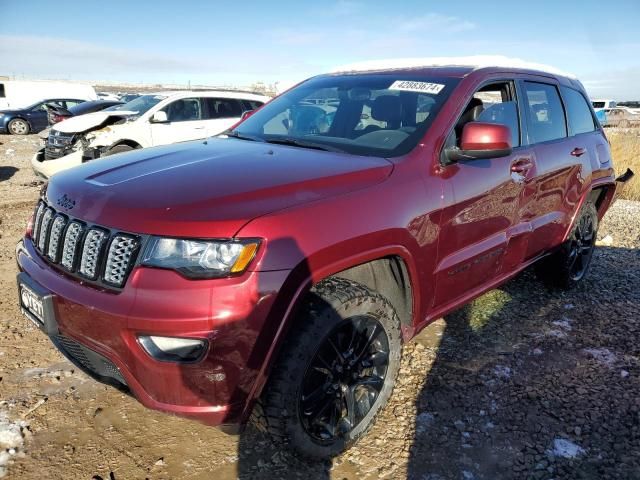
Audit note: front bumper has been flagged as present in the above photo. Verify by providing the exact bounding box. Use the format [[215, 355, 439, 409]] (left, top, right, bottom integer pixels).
[[16, 237, 291, 427], [31, 148, 83, 179]]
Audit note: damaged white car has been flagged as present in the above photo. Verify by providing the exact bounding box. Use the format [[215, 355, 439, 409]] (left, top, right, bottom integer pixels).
[[32, 90, 270, 178]]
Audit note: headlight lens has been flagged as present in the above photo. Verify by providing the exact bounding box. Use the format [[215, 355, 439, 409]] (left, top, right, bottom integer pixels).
[[141, 237, 259, 278]]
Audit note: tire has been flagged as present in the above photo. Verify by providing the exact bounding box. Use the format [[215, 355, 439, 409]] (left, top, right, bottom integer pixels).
[[536, 202, 599, 289], [8, 118, 30, 135], [104, 144, 134, 156], [253, 277, 402, 459]]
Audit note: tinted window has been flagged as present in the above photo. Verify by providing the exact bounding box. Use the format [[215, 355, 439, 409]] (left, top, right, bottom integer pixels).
[[0, 84, 4, 98], [234, 74, 458, 158], [204, 98, 244, 119], [241, 100, 264, 111], [523, 82, 567, 143], [561, 87, 595, 135], [162, 98, 202, 122]]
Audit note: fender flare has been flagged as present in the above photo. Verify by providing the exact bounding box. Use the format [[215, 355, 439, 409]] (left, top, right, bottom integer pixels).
[[562, 179, 616, 242]]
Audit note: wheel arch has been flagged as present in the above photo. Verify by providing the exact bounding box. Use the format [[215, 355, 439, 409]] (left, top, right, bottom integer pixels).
[[563, 180, 615, 242], [240, 246, 419, 423], [108, 139, 142, 151]]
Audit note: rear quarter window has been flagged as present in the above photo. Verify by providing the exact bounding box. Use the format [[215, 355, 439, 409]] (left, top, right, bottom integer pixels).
[[561, 87, 596, 135]]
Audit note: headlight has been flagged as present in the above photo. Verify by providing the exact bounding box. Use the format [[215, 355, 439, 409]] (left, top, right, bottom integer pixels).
[[140, 237, 259, 279]]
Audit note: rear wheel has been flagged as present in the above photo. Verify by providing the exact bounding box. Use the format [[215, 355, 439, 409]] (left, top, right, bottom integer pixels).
[[536, 202, 598, 289], [253, 277, 402, 459], [8, 118, 30, 135], [104, 144, 135, 156]]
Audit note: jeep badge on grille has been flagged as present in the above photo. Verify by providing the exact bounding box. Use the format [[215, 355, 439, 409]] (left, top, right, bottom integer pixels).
[[56, 194, 76, 210]]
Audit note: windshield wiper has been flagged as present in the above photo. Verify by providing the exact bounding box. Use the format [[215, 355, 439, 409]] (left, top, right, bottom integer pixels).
[[264, 137, 344, 153], [223, 130, 264, 142]]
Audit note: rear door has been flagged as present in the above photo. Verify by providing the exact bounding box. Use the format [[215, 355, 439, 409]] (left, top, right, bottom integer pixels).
[[203, 98, 245, 136], [150, 97, 207, 145], [517, 80, 588, 259]]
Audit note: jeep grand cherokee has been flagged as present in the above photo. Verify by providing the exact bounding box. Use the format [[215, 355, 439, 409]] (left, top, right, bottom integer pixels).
[[16, 57, 628, 458]]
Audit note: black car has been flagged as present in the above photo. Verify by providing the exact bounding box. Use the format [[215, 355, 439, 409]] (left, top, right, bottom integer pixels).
[[47, 99, 124, 125], [0, 98, 87, 135]]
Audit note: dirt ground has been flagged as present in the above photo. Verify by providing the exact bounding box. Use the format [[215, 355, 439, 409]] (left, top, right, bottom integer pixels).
[[0, 134, 639, 480]]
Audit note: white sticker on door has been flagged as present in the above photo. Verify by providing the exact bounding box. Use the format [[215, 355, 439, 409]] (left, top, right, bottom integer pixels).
[[389, 80, 445, 95]]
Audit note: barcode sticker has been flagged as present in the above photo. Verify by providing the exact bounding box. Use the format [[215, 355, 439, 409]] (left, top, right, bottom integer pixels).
[[389, 80, 445, 95]]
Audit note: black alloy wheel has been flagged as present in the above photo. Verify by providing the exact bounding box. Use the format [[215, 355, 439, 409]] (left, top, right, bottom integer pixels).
[[299, 315, 389, 442], [568, 211, 596, 281]]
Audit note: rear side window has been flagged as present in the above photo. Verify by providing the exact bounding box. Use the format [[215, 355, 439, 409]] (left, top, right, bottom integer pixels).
[[204, 98, 244, 119], [561, 87, 596, 135], [523, 82, 567, 143], [0, 84, 5, 98]]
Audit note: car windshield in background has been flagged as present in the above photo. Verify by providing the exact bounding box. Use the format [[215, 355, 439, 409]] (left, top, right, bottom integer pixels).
[[592, 101, 605, 108], [117, 94, 167, 116], [231, 74, 459, 157]]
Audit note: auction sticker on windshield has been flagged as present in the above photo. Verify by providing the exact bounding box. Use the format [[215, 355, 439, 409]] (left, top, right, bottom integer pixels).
[[389, 80, 445, 95]]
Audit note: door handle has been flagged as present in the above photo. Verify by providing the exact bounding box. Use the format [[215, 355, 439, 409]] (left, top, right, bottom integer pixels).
[[510, 158, 533, 174], [571, 147, 586, 157], [194, 126, 205, 130]]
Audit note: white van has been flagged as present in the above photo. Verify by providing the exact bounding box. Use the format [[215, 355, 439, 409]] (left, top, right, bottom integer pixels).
[[32, 90, 270, 178], [592, 99, 616, 111], [0, 80, 97, 109]]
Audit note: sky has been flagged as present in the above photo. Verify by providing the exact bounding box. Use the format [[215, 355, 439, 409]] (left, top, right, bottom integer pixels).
[[1, 0, 639, 99]]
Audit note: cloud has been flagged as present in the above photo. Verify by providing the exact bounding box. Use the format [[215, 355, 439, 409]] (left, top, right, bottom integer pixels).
[[397, 13, 476, 33]]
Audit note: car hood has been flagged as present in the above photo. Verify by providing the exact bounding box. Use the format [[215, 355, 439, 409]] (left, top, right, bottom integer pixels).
[[45, 138, 393, 238], [53, 110, 138, 133]]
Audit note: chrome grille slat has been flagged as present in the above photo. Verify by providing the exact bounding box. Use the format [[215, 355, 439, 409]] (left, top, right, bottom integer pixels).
[[31, 201, 140, 288], [104, 236, 139, 287], [46, 215, 67, 262], [37, 208, 54, 251], [61, 222, 84, 270], [32, 202, 45, 242], [79, 229, 107, 279]]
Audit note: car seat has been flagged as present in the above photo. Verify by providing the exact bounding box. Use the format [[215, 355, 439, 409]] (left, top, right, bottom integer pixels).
[[360, 95, 403, 135]]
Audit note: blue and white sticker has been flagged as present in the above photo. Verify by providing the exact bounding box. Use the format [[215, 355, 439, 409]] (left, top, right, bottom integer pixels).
[[389, 80, 445, 95]]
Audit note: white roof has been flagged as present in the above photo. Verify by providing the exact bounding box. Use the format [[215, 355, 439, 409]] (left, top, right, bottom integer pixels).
[[145, 90, 271, 101], [332, 55, 576, 79]]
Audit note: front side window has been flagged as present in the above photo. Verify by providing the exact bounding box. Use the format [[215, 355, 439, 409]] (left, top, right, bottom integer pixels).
[[523, 82, 567, 144], [162, 98, 202, 122], [232, 74, 459, 157], [472, 82, 520, 147], [561, 87, 596, 136], [120, 94, 167, 118]]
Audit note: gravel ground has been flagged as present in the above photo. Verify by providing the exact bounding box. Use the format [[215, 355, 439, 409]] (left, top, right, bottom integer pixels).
[[0, 134, 639, 479]]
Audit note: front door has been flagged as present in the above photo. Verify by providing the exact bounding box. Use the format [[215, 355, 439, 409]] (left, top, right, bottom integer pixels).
[[433, 80, 531, 308], [150, 97, 207, 146]]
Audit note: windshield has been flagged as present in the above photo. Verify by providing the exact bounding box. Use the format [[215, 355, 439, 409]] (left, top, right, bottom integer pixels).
[[232, 74, 459, 157], [592, 101, 605, 108], [116, 94, 167, 117]]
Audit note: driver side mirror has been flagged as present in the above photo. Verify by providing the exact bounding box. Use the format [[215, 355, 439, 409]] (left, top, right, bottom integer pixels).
[[444, 122, 513, 164], [150, 111, 168, 124]]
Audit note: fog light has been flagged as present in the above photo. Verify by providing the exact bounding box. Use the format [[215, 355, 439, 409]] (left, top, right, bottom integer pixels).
[[138, 335, 207, 363]]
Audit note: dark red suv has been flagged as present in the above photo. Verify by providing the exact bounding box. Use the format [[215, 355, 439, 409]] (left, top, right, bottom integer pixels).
[[16, 60, 625, 458]]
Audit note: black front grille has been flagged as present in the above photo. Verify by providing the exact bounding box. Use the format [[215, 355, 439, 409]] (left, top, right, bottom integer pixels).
[[44, 146, 71, 160], [31, 200, 141, 289], [53, 335, 127, 388]]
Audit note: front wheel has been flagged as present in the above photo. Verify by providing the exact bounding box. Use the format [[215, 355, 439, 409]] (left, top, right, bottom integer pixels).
[[8, 118, 30, 135], [536, 202, 599, 289], [253, 277, 402, 459]]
